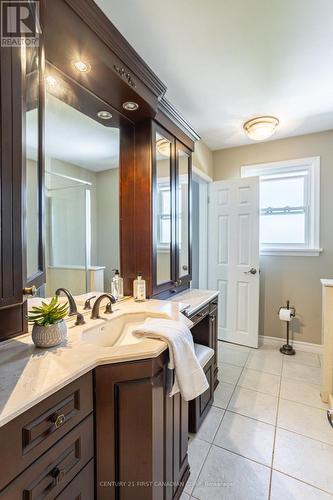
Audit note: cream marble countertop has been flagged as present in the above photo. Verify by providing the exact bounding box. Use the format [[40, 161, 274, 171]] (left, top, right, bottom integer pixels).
[[169, 288, 219, 316], [0, 298, 187, 428]]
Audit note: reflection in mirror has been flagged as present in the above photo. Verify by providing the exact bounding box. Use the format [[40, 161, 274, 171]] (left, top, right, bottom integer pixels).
[[155, 132, 172, 285], [28, 67, 120, 297], [178, 150, 190, 278], [25, 46, 40, 279]]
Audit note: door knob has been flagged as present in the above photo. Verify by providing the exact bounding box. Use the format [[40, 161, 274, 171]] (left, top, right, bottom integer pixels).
[[23, 285, 37, 296], [244, 268, 257, 275]]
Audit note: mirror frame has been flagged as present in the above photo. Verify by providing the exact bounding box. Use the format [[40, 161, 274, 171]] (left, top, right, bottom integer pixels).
[[23, 22, 46, 290], [175, 140, 192, 287], [152, 122, 176, 295]]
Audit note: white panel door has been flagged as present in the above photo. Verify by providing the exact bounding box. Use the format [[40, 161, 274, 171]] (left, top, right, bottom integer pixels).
[[208, 178, 260, 348]]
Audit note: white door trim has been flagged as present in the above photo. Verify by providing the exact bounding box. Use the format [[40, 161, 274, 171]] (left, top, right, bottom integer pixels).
[[192, 165, 212, 289]]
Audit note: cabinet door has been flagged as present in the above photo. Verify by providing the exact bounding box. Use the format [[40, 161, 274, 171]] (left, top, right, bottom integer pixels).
[[152, 123, 176, 295], [0, 47, 25, 340], [176, 141, 192, 286]]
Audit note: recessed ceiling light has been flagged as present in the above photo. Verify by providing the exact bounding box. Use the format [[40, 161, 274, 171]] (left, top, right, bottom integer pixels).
[[97, 110, 112, 120], [45, 75, 59, 88], [122, 101, 139, 111], [243, 116, 279, 141], [72, 60, 91, 73]]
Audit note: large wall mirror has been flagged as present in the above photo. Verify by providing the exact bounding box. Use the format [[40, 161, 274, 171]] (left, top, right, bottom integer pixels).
[[26, 64, 124, 297]]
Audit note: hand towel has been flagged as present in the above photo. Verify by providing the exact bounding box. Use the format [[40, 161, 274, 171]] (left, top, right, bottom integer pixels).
[[133, 318, 209, 401]]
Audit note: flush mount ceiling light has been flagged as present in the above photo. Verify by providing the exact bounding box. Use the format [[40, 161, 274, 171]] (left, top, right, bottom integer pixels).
[[72, 60, 91, 73], [156, 138, 170, 157], [243, 116, 279, 141], [122, 101, 139, 111], [97, 110, 112, 120]]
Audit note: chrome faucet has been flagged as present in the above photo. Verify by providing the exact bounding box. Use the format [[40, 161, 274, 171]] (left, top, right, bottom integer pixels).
[[55, 288, 85, 326], [91, 293, 116, 319]]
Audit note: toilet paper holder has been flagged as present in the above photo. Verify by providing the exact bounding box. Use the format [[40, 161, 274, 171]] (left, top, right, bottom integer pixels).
[[278, 300, 296, 356], [278, 300, 296, 319]]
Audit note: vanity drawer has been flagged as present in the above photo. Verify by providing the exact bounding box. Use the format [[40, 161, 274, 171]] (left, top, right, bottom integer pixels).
[[190, 304, 210, 326], [0, 415, 94, 499], [0, 372, 93, 490], [55, 459, 94, 500]]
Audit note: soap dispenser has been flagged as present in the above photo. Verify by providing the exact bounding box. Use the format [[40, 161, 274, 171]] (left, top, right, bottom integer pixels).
[[133, 272, 146, 302], [111, 269, 124, 300]]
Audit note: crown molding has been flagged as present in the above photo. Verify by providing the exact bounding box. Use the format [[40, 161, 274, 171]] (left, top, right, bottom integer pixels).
[[64, 0, 167, 100], [158, 98, 200, 143]]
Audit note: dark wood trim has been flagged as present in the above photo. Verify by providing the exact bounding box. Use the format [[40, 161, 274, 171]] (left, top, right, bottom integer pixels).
[[132, 119, 154, 296], [175, 141, 192, 288], [119, 121, 136, 296]]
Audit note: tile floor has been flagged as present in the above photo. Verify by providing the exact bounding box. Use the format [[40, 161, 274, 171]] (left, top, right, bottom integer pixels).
[[183, 340, 333, 500]]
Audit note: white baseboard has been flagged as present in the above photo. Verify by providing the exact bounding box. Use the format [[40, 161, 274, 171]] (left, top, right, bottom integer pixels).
[[259, 335, 323, 355]]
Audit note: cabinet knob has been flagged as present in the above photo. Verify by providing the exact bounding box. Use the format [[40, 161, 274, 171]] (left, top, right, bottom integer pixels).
[[51, 413, 66, 429], [51, 466, 66, 485], [23, 285, 37, 296]]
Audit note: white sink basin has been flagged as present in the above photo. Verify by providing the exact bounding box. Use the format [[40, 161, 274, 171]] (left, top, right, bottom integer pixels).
[[81, 312, 169, 348]]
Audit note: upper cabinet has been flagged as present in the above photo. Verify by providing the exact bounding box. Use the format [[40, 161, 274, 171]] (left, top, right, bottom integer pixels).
[[125, 119, 194, 300], [0, 0, 199, 341], [0, 47, 25, 340]]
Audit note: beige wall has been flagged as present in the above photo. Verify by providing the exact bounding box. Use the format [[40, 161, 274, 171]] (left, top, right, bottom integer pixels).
[[193, 140, 213, 179], [213, 129, 333, 345]]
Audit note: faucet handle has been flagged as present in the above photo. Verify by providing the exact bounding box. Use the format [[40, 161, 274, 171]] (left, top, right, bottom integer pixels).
[[75, 312, 85, 326], [83, 295, 96, 310], [104, 295, 116, 314]]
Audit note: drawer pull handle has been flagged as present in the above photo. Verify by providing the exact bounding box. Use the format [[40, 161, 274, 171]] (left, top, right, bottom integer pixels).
[[51, 413, 66, 429], [51, 466, 66, 485]]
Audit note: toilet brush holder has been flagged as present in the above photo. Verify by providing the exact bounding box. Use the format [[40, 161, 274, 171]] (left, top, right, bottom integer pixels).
[[278, 300, 296, 355]]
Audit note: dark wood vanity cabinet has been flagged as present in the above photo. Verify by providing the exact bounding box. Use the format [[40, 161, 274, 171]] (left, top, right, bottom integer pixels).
[[95, 353, 189, 500], [0, 355, 189, 500]]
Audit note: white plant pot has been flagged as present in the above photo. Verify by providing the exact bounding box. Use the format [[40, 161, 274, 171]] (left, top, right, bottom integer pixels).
[[32, 320, 67, 348]]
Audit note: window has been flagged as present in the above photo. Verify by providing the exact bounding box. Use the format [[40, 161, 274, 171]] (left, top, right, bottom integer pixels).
[[241, 157, 321, 256], [156, 184, 183, 248], [157, 185, 171, 246]]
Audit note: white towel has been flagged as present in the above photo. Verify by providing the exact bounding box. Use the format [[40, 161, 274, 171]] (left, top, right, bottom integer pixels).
[[133, 318, 209, 401]]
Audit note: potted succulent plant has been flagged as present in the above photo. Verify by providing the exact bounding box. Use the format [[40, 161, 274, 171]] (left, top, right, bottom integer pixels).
[[28, 296, 68, 348]]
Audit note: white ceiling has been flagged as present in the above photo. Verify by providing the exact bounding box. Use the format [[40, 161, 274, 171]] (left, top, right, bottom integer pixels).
[[95, 0, 333, 150], [27, 93, 119, 171]]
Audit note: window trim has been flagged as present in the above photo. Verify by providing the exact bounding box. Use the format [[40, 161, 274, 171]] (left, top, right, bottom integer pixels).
[[241, 156, 322, 257]]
